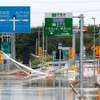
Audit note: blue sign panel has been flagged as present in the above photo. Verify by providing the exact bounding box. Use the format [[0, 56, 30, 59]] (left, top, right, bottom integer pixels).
[[58, 42, 62, 47], [0, 6, 30, 33]]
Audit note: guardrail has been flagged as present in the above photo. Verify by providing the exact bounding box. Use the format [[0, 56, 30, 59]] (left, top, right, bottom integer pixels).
[[70, 76, 87, 100]]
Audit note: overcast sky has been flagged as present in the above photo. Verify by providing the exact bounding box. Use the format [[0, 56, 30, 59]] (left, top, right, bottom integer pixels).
[[0, 0, 100, 27]]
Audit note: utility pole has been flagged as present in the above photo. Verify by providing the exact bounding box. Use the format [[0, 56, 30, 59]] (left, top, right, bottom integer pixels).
[[99, 24, 100, 75], [38, 30, 40, 56], [73, 31, 76, 100], [73, 31, 75, 65], [80, 14, 84, 96], [91, 17, 96, 82], [11, 33, 15, 69], [42, 23, 44, 68], [36, 38, 37, 60], [11, 33, 15, 60], [46, 35, 48, 56]]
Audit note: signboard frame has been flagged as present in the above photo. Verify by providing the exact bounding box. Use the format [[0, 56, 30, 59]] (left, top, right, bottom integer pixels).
[[2, 54, 11, 59]]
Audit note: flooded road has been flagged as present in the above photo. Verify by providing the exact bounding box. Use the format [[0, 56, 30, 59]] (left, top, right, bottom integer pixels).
[[0, 73, 99, 100]]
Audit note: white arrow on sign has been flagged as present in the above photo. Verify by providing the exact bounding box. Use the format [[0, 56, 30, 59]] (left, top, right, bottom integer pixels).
[[0, 19, 6, 22], [0, 17, 29, 31], [23, 19, 29, 22], [10, 17, 19, 31], [10, 17, 29, 31], [50, 32, 53, 34]]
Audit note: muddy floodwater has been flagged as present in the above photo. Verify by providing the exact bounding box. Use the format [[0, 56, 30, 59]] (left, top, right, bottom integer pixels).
[[0, 71, 99, 100]]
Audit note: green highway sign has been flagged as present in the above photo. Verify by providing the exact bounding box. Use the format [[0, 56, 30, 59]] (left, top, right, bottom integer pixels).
[[62, 50, 69, 56], [53, 54, 56, 61], [1, 42, 11, 54], [45, 13, 73, 35]]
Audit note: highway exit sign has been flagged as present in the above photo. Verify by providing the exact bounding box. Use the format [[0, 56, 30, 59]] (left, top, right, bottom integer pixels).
[[1, 42, 11, 54], [45, 12, 73, 35]]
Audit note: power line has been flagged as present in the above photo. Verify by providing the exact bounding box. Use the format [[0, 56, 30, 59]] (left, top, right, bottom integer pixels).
[[0, 1, 100, 3], [73, 9, 100, 13], [30, 9, 100, 15]]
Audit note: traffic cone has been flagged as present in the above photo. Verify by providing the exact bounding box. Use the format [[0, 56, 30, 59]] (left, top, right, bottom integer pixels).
[[24, 72, 26, 77]]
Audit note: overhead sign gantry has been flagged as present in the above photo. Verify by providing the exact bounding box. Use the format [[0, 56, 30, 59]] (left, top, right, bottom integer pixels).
[[0, 6, 30, 71]]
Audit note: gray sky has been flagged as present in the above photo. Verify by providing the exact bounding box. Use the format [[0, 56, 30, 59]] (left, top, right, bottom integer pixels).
[[0, 0, 100, 27]]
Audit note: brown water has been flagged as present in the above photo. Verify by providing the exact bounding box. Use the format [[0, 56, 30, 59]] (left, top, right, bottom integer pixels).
[[0, 73, 99, 100]]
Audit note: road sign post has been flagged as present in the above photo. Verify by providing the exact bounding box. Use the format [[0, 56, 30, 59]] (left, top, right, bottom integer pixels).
[[38, 30, 40, 56], [73, 32, 75, 65], [45, 12, 73, 35], [58, 42, 62, 70], [91, 17, 96, 83], [80, 14, 84, 96], [0, 51, 1, 64], [42, 23, 44, 69], [36, 38, 38, 60], [99, 24, 100, 77]]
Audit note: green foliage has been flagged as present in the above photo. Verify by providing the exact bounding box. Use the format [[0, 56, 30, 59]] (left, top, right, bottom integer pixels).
[[15, 27, 42, 59], [32, 56, 52, 66], [32, 59, 41, 66], [87, 25, 99, 36], [45, 56, 52, 62], [15, 25, 100, 60], [84, 35, 93, 55]]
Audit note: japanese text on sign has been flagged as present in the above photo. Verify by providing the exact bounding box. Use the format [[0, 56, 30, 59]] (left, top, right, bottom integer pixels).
[[0, 6, 30, 33], [39, 47, 42, 57], [45, 12, 73, 35], [95, 46, 100, 59], [69, 47, 73, 59]]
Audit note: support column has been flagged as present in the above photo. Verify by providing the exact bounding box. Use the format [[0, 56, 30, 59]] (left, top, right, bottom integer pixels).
[[80, 14, 84, 96], [42, 23, 44, 68], [11, 33, 15, 60]]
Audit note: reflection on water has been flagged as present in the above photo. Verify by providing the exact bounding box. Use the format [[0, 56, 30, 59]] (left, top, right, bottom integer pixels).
[[0, 74, 99, 100], [96, 91, 100, 100], [0, 76, 74, 100]]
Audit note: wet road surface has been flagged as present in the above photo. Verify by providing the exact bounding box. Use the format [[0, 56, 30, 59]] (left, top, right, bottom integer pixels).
[[0, 68, 99, 100]]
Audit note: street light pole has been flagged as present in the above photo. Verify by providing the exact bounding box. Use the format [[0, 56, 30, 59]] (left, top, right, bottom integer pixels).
[[99, 24, 100, 76], [38, 30, 40, 56], [46, 35, 48, 56], [91, 17, 95, 82], [80, 14, 84, 96], [36, 38, 37, 60], [42, 23, 44, 68]]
